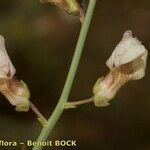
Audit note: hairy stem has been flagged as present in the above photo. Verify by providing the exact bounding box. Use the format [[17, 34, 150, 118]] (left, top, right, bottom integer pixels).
[[32, 0, 97, 149]]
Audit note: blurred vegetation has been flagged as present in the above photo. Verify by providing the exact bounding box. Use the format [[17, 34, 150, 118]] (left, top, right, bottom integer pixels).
[[0, 0, 150, 150]]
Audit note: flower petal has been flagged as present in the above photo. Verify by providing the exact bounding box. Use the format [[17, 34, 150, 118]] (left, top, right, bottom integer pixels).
[[130, 50, 148, 80], [106, 30, 147, 70], [0, 35, 16, 78]]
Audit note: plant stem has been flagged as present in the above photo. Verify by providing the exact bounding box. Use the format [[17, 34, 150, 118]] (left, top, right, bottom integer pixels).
[[32, 0, 97, 149], [30, 102, 48, 127], [79, 6, 85, 23], [64, 97, 94, 109]]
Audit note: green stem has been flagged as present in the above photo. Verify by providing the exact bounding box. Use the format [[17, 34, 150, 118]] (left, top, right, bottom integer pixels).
[[64, 97, 94, 109], [32, 0, 97, 149], [30, 102, 48, 127]]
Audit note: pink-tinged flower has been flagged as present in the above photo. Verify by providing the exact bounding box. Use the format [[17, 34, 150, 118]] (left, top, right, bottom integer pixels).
[[93, 30, 148, 107], [0, 35, 30, 112], [40, 0, 80, 15]]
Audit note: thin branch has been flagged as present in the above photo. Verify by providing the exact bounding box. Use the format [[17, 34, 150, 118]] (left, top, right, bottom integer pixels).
[[32, 0, 97, 149], [64, 97, 93, 109], [30, 102, 48, 127], [79, 6, 85, 23]]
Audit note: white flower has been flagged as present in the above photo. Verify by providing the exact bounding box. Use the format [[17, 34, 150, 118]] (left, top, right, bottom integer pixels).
[[106, 30, 148, 80], [0, 35, 30, 112], [93, 30, 148, 107], [0, 35, 16, 78]]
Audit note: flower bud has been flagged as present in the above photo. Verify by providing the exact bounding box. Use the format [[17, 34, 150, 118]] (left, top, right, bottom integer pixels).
[[93, 30, 148, 107], [40, 0, 80, 15]]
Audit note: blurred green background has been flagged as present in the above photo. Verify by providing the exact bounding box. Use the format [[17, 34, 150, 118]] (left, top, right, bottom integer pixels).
[[0, 0, 150, 150]]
